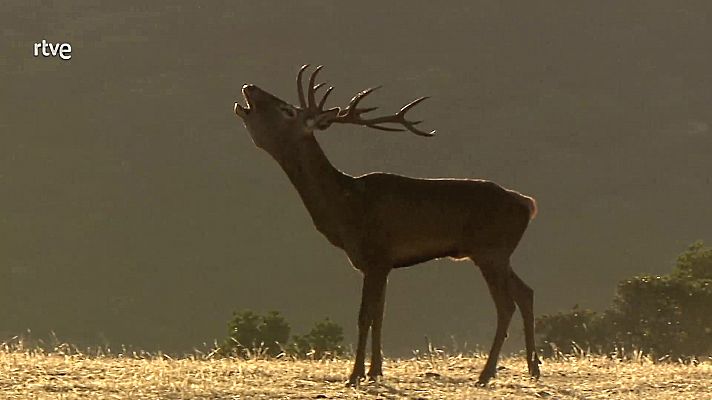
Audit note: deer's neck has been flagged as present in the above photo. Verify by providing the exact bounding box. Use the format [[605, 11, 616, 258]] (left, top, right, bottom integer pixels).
[[273, 135, 352, 246]]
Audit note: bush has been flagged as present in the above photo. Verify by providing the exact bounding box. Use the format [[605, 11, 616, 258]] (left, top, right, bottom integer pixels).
[[219, 311, 344, 359], [291, 318, 344, 358], [535, 306, 610, 356], [221, 310, 290, 357], [609, 276, 712, 358], [537, 241, 712, 359], [674, 241, 712, 280]]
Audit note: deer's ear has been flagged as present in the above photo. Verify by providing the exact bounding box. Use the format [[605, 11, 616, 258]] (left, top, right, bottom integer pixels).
[[312, 108, 340, 131]]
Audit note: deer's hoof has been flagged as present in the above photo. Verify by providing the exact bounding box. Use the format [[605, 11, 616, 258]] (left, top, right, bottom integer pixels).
[[366, 366, 382, 382], [476, 369, 496, 387], [528, 359, 541, 380], [346, 374, 364, 387]]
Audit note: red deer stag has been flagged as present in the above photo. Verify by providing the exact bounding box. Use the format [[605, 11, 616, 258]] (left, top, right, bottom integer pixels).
[[233, 65, 540, 386]]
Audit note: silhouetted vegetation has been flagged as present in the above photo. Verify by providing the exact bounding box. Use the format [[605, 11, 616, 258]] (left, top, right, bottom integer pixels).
[[220, 311, 343, 358], [291, 318, 344, 358], [537, 241, 712, 359], [221, 310, 290, 357]]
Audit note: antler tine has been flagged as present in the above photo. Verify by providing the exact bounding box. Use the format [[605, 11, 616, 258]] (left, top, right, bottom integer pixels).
[[308, 65, 324, 109], [396, 96, 436, 136], [402, 123, 436, 137], [399, 96, 429, 115], [340, 86, 382, 118], [297, 64, 309, 108], [318, 86, 335, 110]]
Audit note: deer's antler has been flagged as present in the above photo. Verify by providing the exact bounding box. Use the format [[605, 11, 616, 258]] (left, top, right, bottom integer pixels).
[[333, 87, 435, 136], [297, 64, 335, 114], [296, 65, 435, 136]]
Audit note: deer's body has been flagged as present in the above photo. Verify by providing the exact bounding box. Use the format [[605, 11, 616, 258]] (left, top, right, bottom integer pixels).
[[352, 173, 535, 268], [234, 65, 540, 386]]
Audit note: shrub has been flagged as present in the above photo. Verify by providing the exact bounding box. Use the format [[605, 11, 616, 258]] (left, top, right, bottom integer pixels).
[[219, 311, 345, 359], [221, 310, 290, 357], [291, 318, 344, 358], [610, 273, 712, 357], [535, 306, 611, 357], [536, 241, 712, 359]]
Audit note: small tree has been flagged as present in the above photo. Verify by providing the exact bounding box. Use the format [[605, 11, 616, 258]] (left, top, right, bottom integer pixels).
[[222, 310, 290, 357], [291, 318, 344, 358]]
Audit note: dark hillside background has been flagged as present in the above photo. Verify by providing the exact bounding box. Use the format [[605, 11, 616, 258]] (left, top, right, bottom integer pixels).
[[1, 1, 711, 354]]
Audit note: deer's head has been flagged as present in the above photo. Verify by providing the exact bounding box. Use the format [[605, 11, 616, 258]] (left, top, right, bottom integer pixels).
[[234, 65, 435, 151]]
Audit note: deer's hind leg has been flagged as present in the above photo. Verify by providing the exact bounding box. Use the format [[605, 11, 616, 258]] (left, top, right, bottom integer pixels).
[[510, 271, 541, 379], [475, 257, 516, 386]]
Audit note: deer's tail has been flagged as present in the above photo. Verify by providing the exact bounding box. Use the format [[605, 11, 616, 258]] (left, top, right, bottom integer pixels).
[[522, 195, 538, 220], [505, 189, 538, 221]]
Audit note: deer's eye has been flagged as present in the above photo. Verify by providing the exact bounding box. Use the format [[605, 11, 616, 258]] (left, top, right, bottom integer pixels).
[[279, 105, 297, 119]]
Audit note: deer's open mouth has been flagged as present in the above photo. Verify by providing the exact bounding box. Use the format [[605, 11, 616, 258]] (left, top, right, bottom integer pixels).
[[234, 87, 253, 118]]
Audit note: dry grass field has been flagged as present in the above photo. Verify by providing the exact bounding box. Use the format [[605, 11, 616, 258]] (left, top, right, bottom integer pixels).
[[1, 345, 710, 399]]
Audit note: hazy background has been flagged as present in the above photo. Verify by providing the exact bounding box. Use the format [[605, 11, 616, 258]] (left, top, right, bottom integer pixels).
[[1, 1, 710, 355]]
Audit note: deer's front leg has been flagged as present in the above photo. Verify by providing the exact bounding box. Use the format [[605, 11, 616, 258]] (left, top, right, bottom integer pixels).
[[348, 276, 371, 386], [367, 272, 388, 380], [348, 271, 388, 386]]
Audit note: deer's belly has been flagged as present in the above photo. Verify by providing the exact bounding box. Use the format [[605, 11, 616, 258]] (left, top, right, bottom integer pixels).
[[387, 234, 466, 268]]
